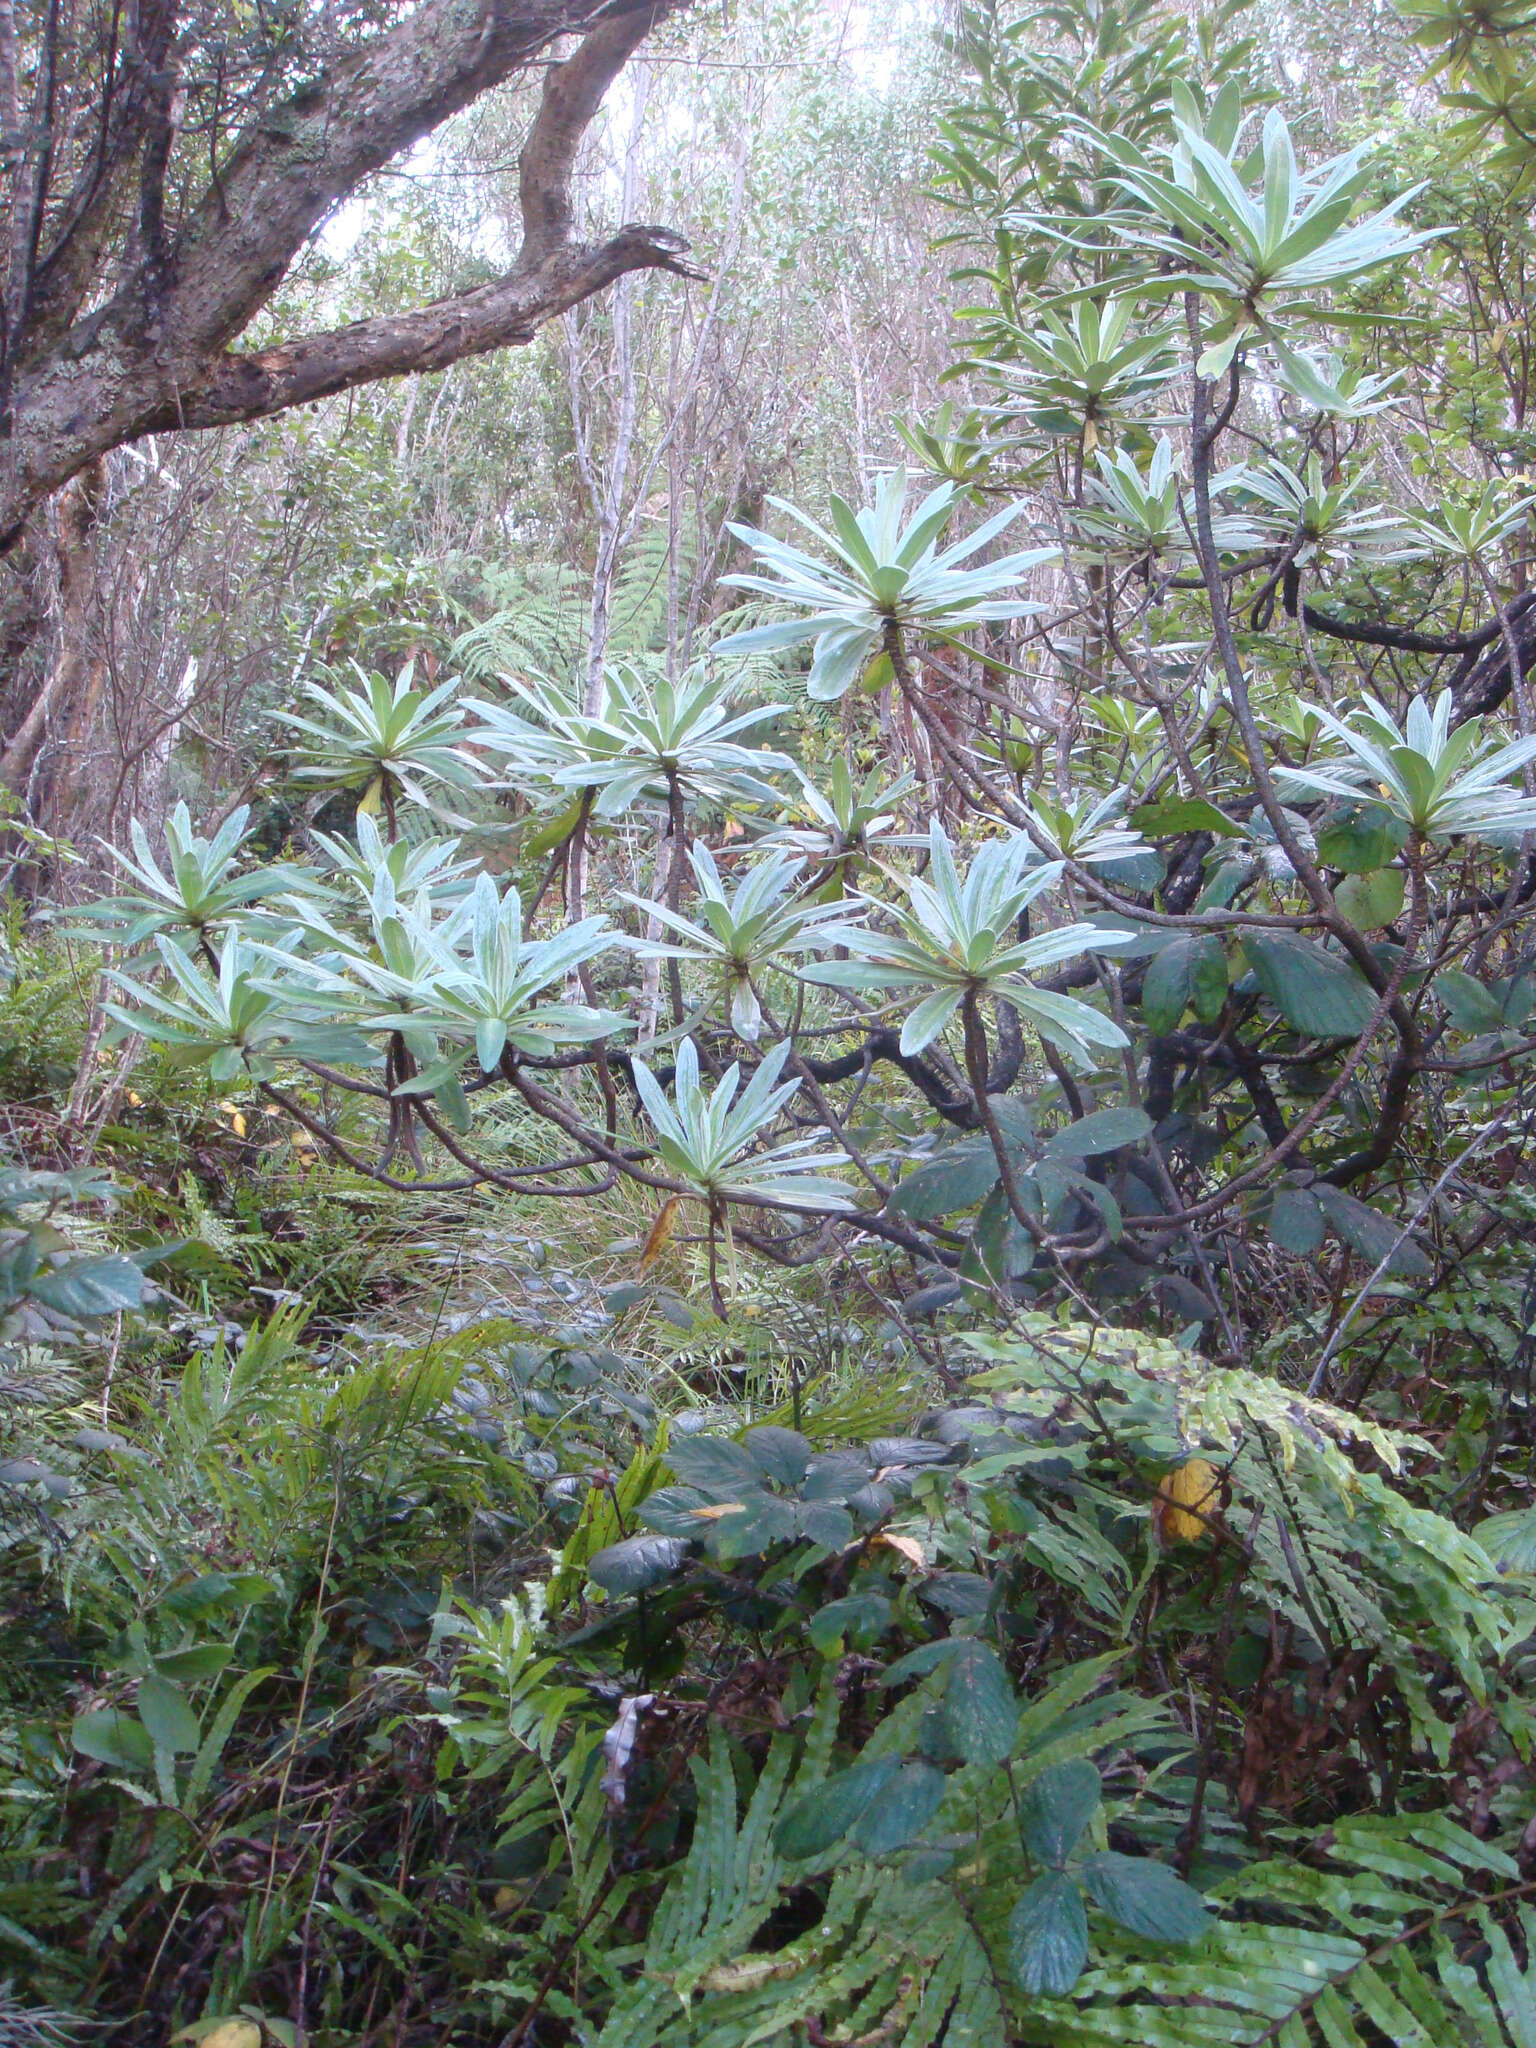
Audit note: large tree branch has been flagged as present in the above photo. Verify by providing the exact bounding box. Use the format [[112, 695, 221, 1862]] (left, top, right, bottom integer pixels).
[[168, 0, 679, 361], [1301, 597, 1524, 658], [155, 223, 695, 429], [0, 0, 692, 546]]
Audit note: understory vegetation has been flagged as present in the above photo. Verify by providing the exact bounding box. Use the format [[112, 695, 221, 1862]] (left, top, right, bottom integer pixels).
[[9, 0, 1536, 2041]]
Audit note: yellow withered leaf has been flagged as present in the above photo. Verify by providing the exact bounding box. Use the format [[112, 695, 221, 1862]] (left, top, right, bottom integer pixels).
[[877, 1532, 927, 1569], [1152, 1458, 1221, 1546], [637, 1196, 682, 1277], [198, 2024, 263, 2048], [357, 775, 384, 816]]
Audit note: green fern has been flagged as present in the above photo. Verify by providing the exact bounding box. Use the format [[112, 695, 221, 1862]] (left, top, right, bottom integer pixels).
[[1040, 1813, 1536, 2045], [585, 1664, 1184, 2046], [590, 1682, 1011, 2046]]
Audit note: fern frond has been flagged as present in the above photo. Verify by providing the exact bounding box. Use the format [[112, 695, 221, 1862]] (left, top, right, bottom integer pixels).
[[1041, 1815, 1536, 2047]]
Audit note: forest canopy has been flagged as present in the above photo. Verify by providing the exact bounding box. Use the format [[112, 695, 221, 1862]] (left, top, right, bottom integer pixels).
[[6, 0, 1536, 2041]]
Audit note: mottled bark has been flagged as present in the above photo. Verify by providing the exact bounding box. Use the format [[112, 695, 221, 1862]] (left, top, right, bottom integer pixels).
[[0, 453, 102, 791], [0, 0, 695, 549]]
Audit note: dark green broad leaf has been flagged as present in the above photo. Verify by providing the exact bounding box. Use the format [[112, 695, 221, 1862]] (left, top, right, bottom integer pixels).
[[904, 1280, 964, 1317], [160, 1571, 277, 1616], [744, 1426, 812, 1488], [27, 1253, 147, 1319], [1335, 868, 1405, 932], [1437, 968, 1511, 1036], [808, 1591, 893, 1656], [796, 1500, 855, 1550], [136, 1674, 200, 1755], [1141, 934, 1228, 1034], [711, 1492, 798, 1559], [850, 1759, 947, 1854], [1034, 1158, 1082, 1226], [151, 1644, 234, 1684], [1269, 1186, 1325, 1255], [883, 1637, 1018, 1766], [802, 1452, 875, 1501], [1082, 1852, 1210, 1943], [71, 1707, 155, 1772], [1243, 933, 1377, 1038], [586, 1533, 691, 1596], [655, 1292, 697, 1331], [889, 1141, 999, 1222], [868, 1438, 954, 1470], [1317, 802, 1409, 875], [1019, 1757, 1102, 1869], [1132, 798, 1245, 839], [844, 1479, 895, 1521], [775, 1756, 902, 1860], [1076, 1177, 1124, 1242], [1043, 1107, 1152, 1159], [1315, 1186, 1430, 1277], [1009, 1871, 1090, 1996], [1197, 858, 1256, 911], [636, 1485, 718, 1537], [920, 1572, 992, 1618], [667, 1435, 760, 1493], [1077, 916, 1169, 961], [1096, 847, 1166, 893], [962, 1184, 1036, 1288]]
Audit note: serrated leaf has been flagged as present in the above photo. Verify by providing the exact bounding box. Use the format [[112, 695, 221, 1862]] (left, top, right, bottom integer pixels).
[[711, 1491, 798, 1558], [1315, 1185, 1430, 1276], [1270, 1186, 1325, 1255], [849, 1760, 947, 1853], [1243, 933, 1377, 1037], [1043, 1107, 1152, 1158], [635, 1485, 718, 1536], [1082, 1851, 1210, 1941], [1020, 1757, 1102, 1868], [27, 1253, 146, 1319], [744, 1425, 812, 1488], [1009, 1871, 1090, 1995], [667, 1435, 761, 1492], [775, 1757, 901, 1860], [586, 1533, 691, 1596], [941, 1638, 1017, 1766], [796, 1499, 855, 1550], [1318, 803, 1408, 874], [808, 1592, 892, 1655], [889, 1141, 999, 1221], [1438, 969, 1507, 1035], [1335, 868, 1405, 931]]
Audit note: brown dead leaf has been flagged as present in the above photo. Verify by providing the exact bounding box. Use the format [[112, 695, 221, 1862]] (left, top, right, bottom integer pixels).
[[637, 1196, 683, 1276]]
